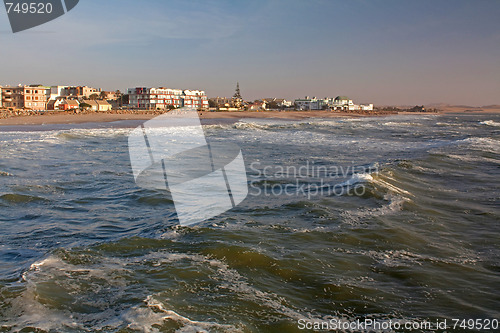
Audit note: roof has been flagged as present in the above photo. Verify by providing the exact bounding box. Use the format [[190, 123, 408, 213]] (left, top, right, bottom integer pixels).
[[64, 100, 80, 106], [335, 96, 350, 101], [82, 100, 99, 106], [96, 100, 111, 106]]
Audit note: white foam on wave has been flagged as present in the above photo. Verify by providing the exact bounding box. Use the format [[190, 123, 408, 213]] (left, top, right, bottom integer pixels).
[[365, 249, 425, 267], [348, 247, 480, 268], [383, 121, 422, 127], [0, 127, 134, 148], [143, 251, 338, 329], [124, 296, 241, 333], [231, 117, 374, 131], [124, 251, 329, 331], [374, 175, 413, 197], [480, 120, 500, 127], [9, 254, 133, 332], [343, 171, 412, 197], [338, 173, 373, 187], [232, 121, 274, 130], [11, 249, 328, 332], [148, 251, 315, 322], [436, 122, 460, 127], [446, 154, 500, 164], [340, 172, 413, 224], [231, 118, 317, 131], [9, 256, 83, 331], [342, 194, 409, 224], [457, 137, 500, 154]]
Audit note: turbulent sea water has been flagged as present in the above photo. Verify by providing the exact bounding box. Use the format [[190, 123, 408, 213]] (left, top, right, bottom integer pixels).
[[0, 114, 499, 332]]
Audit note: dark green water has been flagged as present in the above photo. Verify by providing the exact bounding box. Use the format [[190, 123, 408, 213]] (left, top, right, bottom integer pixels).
[[0, 114, 499, 332]]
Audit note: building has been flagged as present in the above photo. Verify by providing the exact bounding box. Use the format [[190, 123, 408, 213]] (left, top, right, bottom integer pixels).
[[80, 100, 112, 112], [183, 90, 210, 109], [96, 100, 112, 111], [81, 100, 99, 111], [294, 95, 374, 111], [0, 86, 2, 108], [360, 104, 374, 111], [1, 86, 22, 109], [59, 99, 80, 111], [263, 98, 293, 108], [48, 86, 68, 100], [294, 96, 328, 110], [0, 84, 114, 111], [248, 101, 267, 111], [2, 86, 14, 108], [330, 96, 354, 110], [100, 91, 120, 101], [23, 85, 49, 110], [209, 97, 232, 109], [275, 99, 293, 108], [47, 98, 65, 111], [127, 87, 209, 110], [0, 85, 49, 110], [331, 96, 373, 111], [64, 86, 100, 98], [127, 87, 183, 109], [46, 86, 101, 108], [46, 86, 69, 110]]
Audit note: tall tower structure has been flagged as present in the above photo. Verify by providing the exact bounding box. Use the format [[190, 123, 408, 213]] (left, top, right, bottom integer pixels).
[[232, 82, 242, 108]]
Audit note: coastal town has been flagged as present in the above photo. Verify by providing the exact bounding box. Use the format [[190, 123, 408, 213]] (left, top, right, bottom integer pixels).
[[0, 82, 379, 118]]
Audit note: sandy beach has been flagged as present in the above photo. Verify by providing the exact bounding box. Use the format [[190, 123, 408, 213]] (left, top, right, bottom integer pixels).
[[0, 107, 498, 127], [0, 110, 385, 126]]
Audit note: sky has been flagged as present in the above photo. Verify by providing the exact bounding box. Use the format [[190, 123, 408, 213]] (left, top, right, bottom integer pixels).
[[1, 0, 499, 105]]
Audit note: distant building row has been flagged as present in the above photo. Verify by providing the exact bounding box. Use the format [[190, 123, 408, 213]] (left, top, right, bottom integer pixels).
[[0, 85, 109, 111], [208, 97, 293, 111], [295, 96, 373, 111], [207, 95, 373, 112], [0, 85, 210, 111], [127, 87, 209, 110]]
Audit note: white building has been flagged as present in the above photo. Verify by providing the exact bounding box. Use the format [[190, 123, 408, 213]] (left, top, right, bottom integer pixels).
[[331, 96, 353, 110], [278, 99, 293, 108], [294, 95, 374, 111], [248, 101, 267, 111], [49, 86, 68, 100], [127, 87, 209, 110], [331, 96, 373, 111], [183, 89, 210, 109], [294, 96, 329, 110], [262, 98, 293, 108]]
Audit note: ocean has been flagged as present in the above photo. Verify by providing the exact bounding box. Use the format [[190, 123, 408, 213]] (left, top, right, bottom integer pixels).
[[0, 113, 499, 332]]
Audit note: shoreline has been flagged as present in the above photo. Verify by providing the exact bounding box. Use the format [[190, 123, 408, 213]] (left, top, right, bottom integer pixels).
[[0, 108, 498, 127]]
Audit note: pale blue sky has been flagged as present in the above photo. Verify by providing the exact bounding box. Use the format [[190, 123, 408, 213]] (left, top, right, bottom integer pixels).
[[1, 0, 499, 105]]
